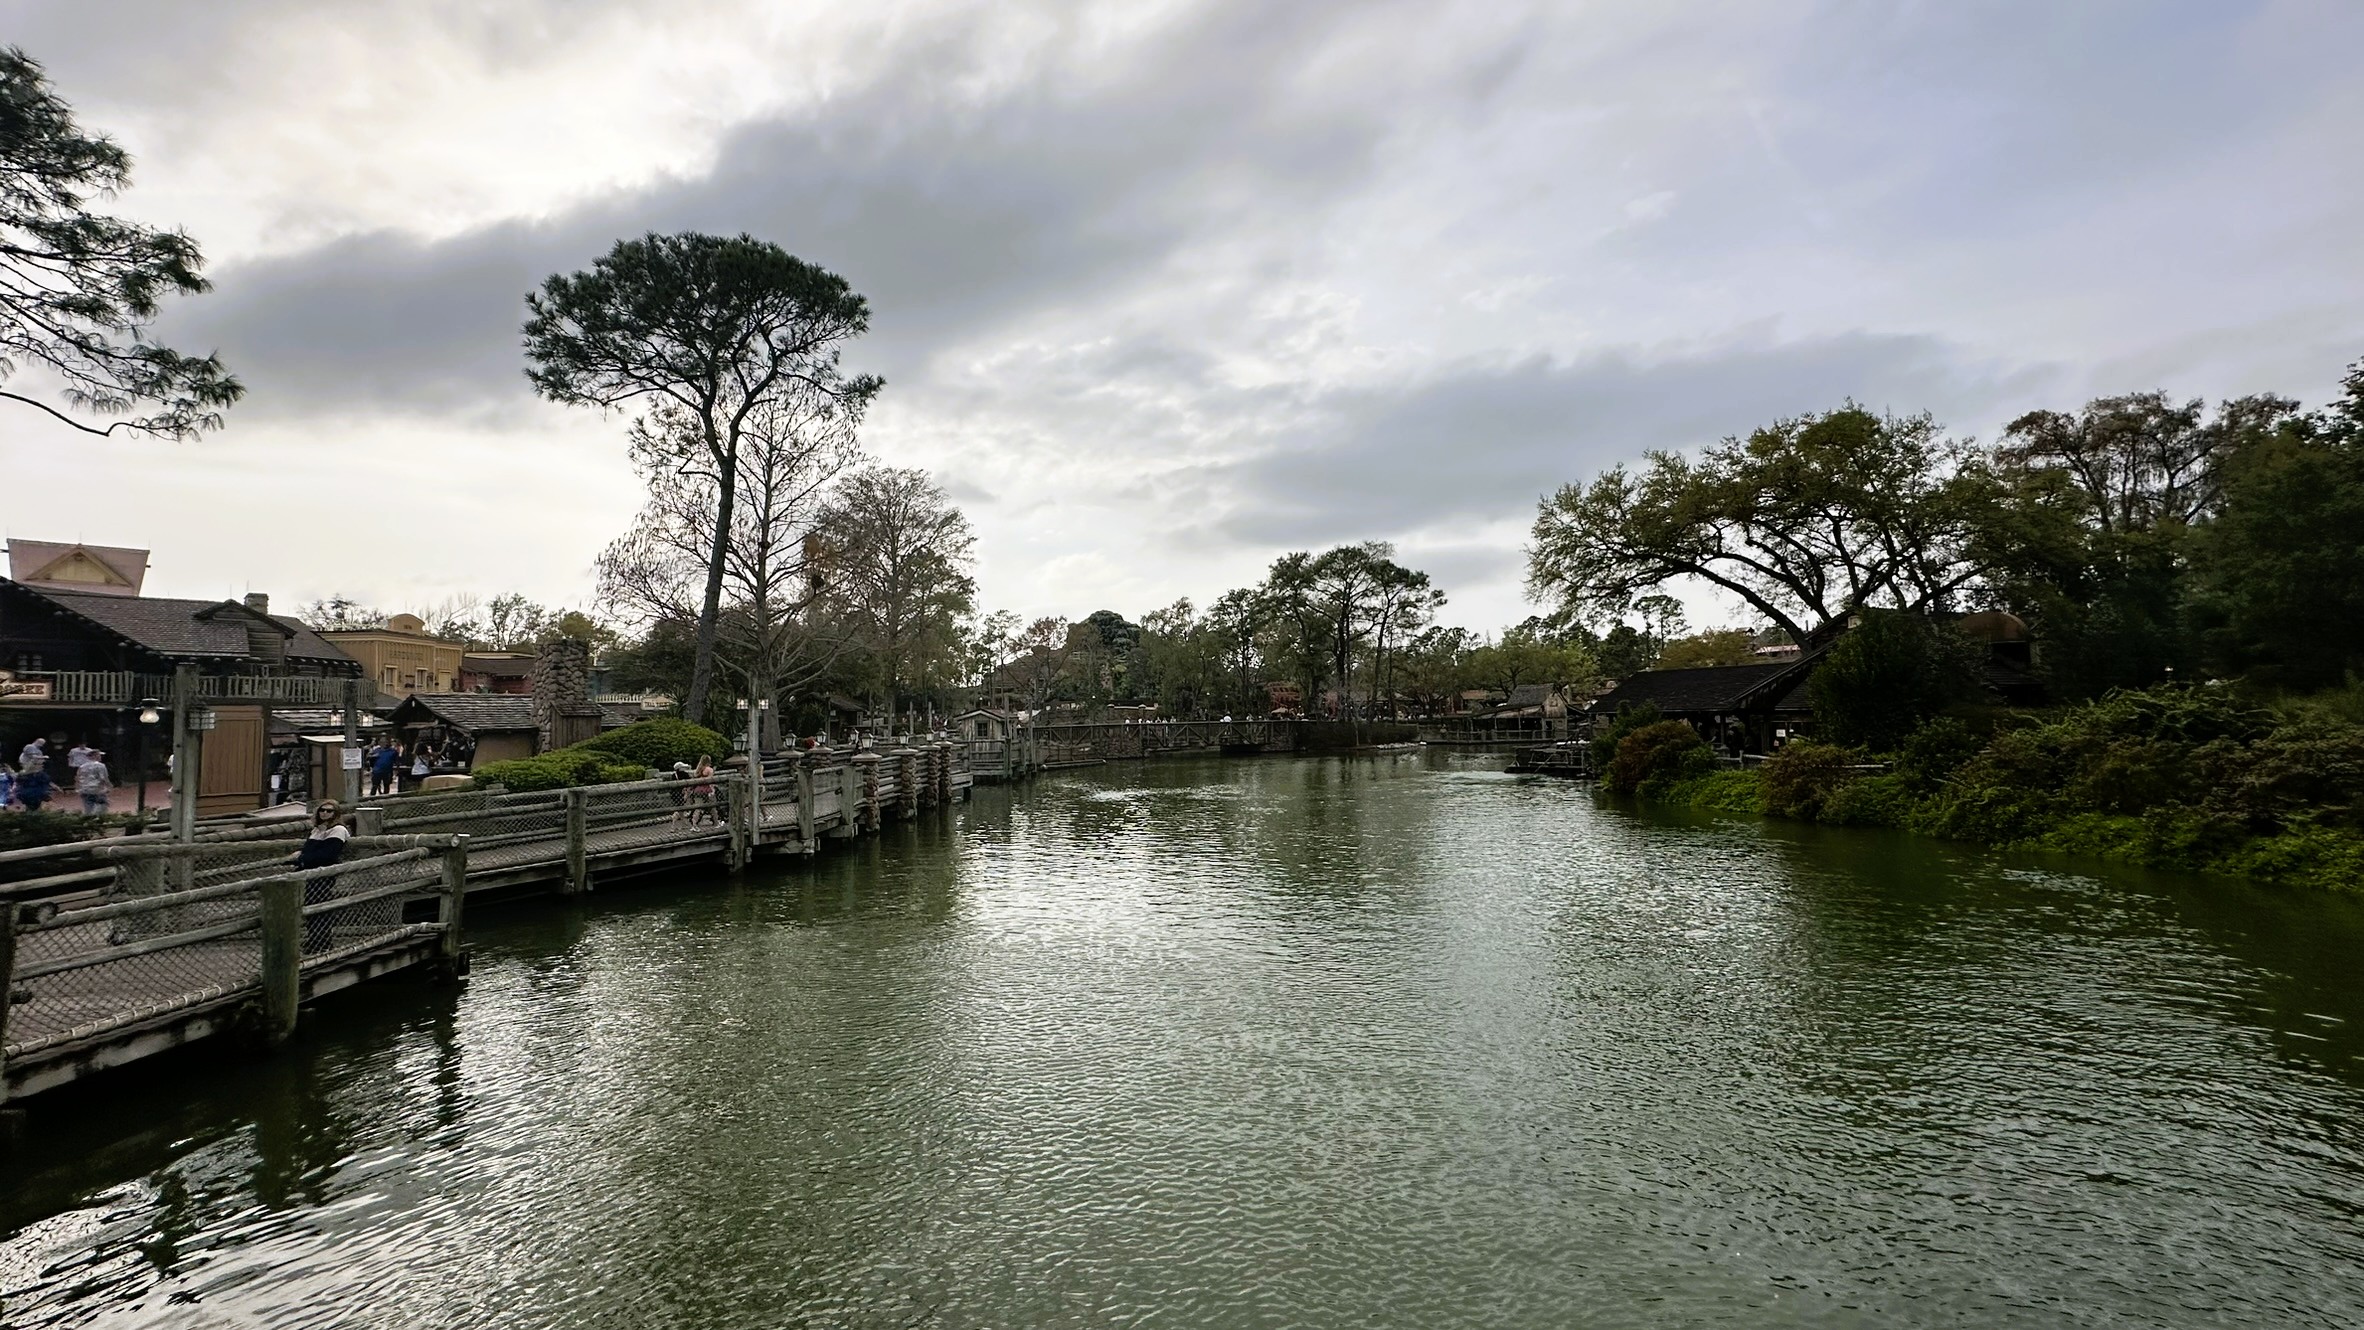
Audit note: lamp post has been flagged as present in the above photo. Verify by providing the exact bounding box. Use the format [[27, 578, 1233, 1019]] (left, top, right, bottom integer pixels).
[[135, 697, 160, 817]]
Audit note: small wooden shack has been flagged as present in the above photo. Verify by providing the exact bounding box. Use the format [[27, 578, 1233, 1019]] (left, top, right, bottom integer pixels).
[[386, 693, 540, 765]]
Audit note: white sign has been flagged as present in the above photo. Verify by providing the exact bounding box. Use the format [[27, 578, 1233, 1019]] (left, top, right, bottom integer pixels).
[[0, 679, 53, 701], [341, 746, 365, 771]]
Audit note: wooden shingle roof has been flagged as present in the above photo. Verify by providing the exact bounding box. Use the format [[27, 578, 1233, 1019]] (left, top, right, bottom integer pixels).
[[1589, 663, 1814, 717], [390, 693, 538, 734], [6, 581, 357, 668]]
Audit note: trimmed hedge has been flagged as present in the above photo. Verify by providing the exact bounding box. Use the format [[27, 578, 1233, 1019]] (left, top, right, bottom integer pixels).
[[578, 718, 729, 772], [0, 810, 145, 854], [473, 750, 648, 793]]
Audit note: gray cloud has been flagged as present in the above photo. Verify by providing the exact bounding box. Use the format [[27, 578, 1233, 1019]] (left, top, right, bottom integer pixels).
[[155, 0, 1417, 422], [7, 0, 2359, 630], [1175, 331, 2059, 550]]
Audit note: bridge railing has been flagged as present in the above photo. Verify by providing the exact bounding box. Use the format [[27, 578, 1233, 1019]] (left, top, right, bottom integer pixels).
[[3, 838, 462, 1096]]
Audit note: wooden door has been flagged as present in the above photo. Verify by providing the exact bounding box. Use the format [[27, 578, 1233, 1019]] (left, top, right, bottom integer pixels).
[[197, 704, 267, 815]]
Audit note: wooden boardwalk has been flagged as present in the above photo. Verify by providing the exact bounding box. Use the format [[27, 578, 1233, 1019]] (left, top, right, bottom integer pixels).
[[2, 743, 974, 1106]]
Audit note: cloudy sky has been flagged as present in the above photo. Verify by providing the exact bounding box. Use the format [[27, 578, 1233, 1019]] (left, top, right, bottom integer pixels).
[[3, 0, 2359, 632]]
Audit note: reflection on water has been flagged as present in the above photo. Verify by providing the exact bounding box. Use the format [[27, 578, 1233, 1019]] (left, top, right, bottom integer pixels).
[[4, 753, 2362, 1327]]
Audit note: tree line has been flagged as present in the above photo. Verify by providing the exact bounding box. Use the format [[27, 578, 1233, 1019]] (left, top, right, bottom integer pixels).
[[1527, 359, 2364, 702]]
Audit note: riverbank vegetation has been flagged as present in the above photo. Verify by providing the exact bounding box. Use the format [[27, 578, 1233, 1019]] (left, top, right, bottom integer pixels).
[[1559, 355, 2364, 891]]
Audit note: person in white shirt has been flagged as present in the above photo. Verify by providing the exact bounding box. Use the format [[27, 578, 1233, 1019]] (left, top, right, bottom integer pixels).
[[67, 741, 93, 771], [74, 749, 110, 814]]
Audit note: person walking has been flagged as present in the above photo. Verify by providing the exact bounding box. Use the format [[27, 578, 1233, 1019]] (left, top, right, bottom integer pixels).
[[369, 739, 397, 797], [18, 736, 47, 773], [407, 741, 434, 792], [687, 755, 717, 826], [74, 748, 111, 814], [0, 763, 15, 811], [291, 799, 351, 954], [16, 761, 54, 812]]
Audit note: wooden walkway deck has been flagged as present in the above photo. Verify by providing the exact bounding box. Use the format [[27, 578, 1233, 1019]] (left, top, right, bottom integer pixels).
[[2, 742, 974, 1106]]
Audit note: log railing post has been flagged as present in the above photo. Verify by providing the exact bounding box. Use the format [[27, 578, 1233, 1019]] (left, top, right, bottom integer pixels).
[[564, 786, 589, 895], [745, 754, 767, 852], [795, 751, 817, 852], [259, 877, 302, 1046], [892, 749, 918, 819], [0, 903, 17, 1092], [852, 752, 883, 831], [438, 835, 469, 975], [726, 774, 750, 870]]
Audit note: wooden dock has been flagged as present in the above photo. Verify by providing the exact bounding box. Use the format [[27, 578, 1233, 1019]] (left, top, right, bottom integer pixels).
[[1, 741, 974, 1106]]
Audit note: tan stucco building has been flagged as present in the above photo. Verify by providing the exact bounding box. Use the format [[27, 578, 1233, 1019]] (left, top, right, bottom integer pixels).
[[319, 614, 466, 695]]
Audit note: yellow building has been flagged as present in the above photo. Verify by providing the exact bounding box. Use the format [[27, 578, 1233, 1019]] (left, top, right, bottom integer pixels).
[[319, 614, 467, 695]]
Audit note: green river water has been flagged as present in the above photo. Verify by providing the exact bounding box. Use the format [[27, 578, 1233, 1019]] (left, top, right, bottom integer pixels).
[[3, 753, 2361, 1327]]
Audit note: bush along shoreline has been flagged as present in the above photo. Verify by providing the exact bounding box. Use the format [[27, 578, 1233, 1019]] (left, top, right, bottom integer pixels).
[[1599, 684, 2364, 892]]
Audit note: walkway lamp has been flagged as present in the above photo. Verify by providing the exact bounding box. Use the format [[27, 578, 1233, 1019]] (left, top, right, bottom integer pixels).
[[136, 698, 161, 816]]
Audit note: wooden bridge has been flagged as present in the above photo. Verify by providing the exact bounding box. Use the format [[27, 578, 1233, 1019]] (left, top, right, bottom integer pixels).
[[0, 741, 973, 1106], [1022, 719, 1308, 761]]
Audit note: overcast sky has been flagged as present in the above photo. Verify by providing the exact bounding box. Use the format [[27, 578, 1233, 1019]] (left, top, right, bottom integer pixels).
[[3, 0, 2359, 632]]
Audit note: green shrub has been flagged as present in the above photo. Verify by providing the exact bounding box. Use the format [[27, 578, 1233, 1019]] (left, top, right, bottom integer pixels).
[[1672, 768, 1765, 814], [1819, 772, 1914, 828], [579, 718, 729, 772], [472, 751, 646, 792], [1637, 742, 1719, 802], [1590, 702, 1663, 770], [0, 810, 113, 853], [1895, 716, 1985, 794], [1604, 720, 1707, 795], [1761, 741, 1858, 821]]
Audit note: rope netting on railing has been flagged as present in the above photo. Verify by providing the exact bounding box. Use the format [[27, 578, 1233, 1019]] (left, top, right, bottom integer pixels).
[[4, 846, 443, 1061], [581, 775, 735, 843], [377, 788, 569, 861]]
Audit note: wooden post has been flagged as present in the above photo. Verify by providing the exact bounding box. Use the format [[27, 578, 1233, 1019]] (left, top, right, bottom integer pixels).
[[169, 665, 199, 890], [354, 806, 384, 838], [0, 904, 17, 1091], [742, 698, 764, 853], [564, 786, 589, 895], [341, 676, 365, 807], [726, 773, 750, 870], [795, 753, 817, 852], [438, 835, 469, 974], [259, 876, 302, 1046]]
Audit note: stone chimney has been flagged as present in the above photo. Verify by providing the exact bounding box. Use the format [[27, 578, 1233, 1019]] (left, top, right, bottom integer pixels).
[[532, 636, 601, 750], [244, 592, 269, 616]]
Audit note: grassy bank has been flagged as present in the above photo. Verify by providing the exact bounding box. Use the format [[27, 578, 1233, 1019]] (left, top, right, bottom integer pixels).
[[1601, 685, 2364, 892]]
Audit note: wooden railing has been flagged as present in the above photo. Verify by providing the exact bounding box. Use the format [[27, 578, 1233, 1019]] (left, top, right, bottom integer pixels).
[[3, 671, 356, 705]]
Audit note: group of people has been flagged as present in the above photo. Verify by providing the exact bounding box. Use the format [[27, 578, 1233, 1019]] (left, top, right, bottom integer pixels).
[[363, 735, 472, 796], [0, 735, 116, 815]]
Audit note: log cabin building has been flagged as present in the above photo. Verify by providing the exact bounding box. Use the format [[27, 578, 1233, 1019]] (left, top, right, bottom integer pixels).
[[1, 542, 363, 815]]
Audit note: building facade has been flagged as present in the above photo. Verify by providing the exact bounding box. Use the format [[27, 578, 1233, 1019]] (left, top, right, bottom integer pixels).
[[319, 614, 468, 696]]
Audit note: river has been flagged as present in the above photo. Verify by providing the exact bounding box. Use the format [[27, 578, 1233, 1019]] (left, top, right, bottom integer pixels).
[[4, 754, 2361, 1327]]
